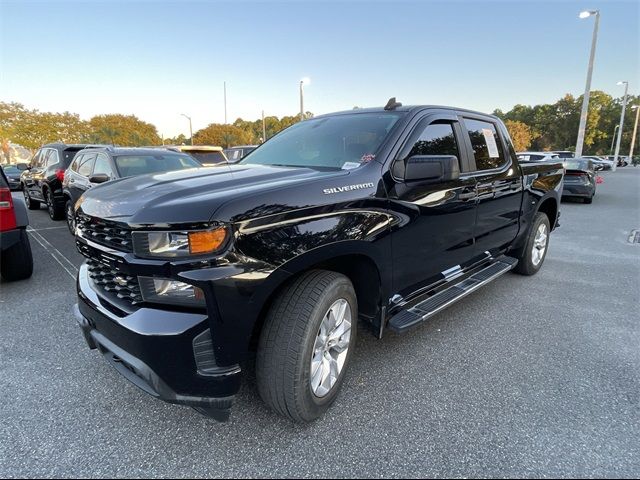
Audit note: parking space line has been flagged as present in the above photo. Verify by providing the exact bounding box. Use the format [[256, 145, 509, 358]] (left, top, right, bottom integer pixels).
[[28, 226, 68, 232], [26, 227, 78, 279]]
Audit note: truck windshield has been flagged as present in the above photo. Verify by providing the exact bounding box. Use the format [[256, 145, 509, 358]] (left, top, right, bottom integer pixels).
[[240, 112, 403, 169]]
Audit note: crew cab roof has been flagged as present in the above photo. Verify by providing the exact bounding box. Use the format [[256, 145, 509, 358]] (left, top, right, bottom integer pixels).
[[313, 105, 500, 121]]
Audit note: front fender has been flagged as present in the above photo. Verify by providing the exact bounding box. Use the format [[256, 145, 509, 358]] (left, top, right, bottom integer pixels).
[[203, 205, 393, 366]]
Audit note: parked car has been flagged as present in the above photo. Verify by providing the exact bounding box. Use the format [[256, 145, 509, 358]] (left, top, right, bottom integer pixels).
[[552, 150, 575, 159], [581, 156, 612, 171], [163, 145, 228, 166], [516, 151, 561, 162], [606, 155, 630, 167], [562, 158, 596, 203], [21, 143, 105, 220], [63, 147, 202, 234], [0, 166, 33, 281], [1, 164, 23, 190], [73, 101, 563, 423], [224, 145, 258, 163]]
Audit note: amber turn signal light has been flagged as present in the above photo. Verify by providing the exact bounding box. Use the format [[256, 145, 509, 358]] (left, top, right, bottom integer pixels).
[[188, 228, 227, 255]]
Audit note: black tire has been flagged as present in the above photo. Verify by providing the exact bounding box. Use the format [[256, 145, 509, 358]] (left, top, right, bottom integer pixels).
[[45, 188, 64, 220], [584, 196, 593, 204], [65, 199, 77, 235], [23, 186, 40, 210], [1, 229, 34, 281], [256, 270, 358, 423], [513, 212, 551, 276]]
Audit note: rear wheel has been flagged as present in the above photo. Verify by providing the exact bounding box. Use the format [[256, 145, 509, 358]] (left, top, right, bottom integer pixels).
[[45, 189, 64, 220], [256, 270, 357, 423], [23, 187, 40, 210], [514, 212, 550, 276], [1, 229, 34, 281]]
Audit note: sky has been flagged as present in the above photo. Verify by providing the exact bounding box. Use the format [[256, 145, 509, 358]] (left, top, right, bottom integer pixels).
[[1, 0, 638, 138]]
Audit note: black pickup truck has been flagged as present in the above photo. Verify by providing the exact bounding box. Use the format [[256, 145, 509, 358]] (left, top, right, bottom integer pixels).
[[73, 101, 563, 422]]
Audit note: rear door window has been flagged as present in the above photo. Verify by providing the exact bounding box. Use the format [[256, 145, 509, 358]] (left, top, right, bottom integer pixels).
[[46, 149, 60, 167], [463, 118, 506, 171]]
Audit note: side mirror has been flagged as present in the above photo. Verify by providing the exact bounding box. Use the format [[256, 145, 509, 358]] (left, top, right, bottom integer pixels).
[[405, 155, 460, 183], [88, 173, 110, 184], [16, 163, 29, 171]]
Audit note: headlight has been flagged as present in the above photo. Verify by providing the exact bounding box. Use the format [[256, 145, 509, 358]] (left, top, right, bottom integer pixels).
[[139, 276, 206, 307], [132, 227, 228, 259]]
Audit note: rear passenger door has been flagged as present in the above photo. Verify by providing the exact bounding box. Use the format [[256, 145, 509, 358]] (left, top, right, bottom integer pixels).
[[459, 115, 523, 258]]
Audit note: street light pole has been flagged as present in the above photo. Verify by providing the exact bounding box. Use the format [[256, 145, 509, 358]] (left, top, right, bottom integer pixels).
[[262, 110, 266, 143], [613, 81, 629, 171], [181, 113, 193, 145], [610, 124, 620, 156], [629, 105, 639, 164], [575, 10, 600, 158]]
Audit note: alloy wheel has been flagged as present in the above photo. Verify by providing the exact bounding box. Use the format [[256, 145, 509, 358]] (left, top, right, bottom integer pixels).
[[310, 298, 352, 398], [66, 203, 76, 234], [531, 223, 548, 267]]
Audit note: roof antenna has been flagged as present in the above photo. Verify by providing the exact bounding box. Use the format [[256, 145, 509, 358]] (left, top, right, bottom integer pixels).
[[384, 97, 402, 111]]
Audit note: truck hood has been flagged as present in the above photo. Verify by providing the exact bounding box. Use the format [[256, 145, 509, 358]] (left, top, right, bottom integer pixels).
[[77, 164, 349, 225]]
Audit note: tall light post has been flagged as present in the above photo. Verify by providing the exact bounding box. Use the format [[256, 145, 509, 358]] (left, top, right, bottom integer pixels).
[[629, 105, 639, 164], [181, 114, 193, 145], [262, 110, 266, 143], [299, 77, 310, 121], [613, 81, 629, 171], [610, 124, 620, 156], [575, 9, 600, 158]]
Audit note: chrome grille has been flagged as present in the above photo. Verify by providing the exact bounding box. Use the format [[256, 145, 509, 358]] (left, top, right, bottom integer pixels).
[[87, 259, 142, 305], [77, 213, 133, 252]]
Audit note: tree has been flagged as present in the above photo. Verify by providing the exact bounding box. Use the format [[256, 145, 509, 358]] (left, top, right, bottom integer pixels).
[[193, 124, 253, 148], [504, 120, 534, 151], [88, 114, 161, 146]]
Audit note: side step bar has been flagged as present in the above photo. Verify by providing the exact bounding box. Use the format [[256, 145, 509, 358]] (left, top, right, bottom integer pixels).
[[388, 256, 518, 334]]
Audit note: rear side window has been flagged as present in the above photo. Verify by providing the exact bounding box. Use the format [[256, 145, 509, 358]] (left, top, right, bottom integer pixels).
[[46, 149, 60, 167], [464, 118, 506, 171], [78, 154, 96, 176]]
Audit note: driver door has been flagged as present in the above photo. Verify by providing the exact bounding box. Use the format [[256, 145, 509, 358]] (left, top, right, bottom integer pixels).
[[385, 113, 477, 300]]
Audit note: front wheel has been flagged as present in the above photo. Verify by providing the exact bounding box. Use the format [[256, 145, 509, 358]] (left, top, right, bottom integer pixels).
[[514, 212, 551, 276], [256, 270, 357, 423]]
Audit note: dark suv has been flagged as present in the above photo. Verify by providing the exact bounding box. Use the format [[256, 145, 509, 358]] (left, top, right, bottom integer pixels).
[[21, 144, 103, 220], [63, 147, 202, 234]]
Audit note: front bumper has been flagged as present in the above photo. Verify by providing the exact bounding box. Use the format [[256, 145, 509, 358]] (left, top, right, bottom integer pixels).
[[75, 263, 242, 421]]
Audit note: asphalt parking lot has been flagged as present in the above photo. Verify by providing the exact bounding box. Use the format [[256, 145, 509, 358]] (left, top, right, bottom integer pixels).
[[1, 169, 639, 478]]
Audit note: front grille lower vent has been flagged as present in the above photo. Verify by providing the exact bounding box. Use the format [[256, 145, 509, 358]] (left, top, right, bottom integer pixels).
[[87, 260, 142, 305]]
